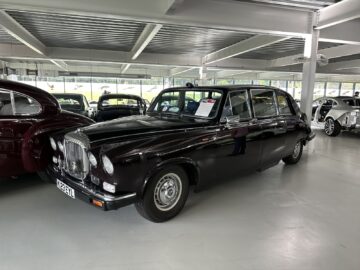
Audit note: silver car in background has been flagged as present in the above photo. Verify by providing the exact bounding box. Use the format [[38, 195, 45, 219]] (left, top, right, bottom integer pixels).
[[312, 96, 360, 136]]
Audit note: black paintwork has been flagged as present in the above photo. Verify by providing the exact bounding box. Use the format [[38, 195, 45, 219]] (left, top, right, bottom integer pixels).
[[50, 85, 313, 210]]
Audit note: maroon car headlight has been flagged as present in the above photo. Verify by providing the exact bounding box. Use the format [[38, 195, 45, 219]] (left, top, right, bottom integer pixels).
[[50, 137, 57, 151], [57, 141, 64, 152]]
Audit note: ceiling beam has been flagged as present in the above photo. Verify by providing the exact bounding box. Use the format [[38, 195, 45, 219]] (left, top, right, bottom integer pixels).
[[317, 0, 360, 29], [0, 10, 69, 70], [203, 35, 291, 65], [0, 10, 45, 55], [169, 67, 196, 76], [119, 22, 162, 73], [319, 20, 360, 45], [0, 0, 312, 36], [215, 70, 251, 78], [270, 44, 360, 68]]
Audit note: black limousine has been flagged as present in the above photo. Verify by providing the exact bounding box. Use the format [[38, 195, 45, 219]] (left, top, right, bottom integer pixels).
[[49, 85, 314, 222]]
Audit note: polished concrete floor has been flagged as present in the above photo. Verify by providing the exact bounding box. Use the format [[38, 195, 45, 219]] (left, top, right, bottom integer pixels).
[[1, 130, 360, 270]]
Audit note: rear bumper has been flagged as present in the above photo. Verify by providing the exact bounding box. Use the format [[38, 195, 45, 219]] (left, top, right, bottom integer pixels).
[[49, 169, 137, 211]]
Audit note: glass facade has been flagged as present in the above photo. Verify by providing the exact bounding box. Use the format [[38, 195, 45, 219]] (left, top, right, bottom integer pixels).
[[7, 75, 360, 103]]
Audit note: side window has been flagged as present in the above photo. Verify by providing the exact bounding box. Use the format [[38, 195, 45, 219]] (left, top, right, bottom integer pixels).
[[13, 92, 41, 115], [0, 90, 13, 116], [154, 91, 180, 113], [229, 91, 251, 120], [250, 89, 277, 117], [277, 92, 293, 115]]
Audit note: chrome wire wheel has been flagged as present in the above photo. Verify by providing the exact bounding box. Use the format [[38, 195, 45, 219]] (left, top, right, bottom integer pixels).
[[292, 141, 301, 159], [324, 118, 334, 135], [154, 173, 182, 211]]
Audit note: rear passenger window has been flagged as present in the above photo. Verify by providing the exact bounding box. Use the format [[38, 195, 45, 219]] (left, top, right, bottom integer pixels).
[[251, 89, 277, 117], [222, 90, 251, 121], [277, 92, 293, 115], [13, 92, 41, 115], [0, 90, 13, 116]]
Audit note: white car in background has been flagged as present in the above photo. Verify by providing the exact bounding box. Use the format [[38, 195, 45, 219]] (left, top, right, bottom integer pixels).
[[312, 96, 360, 136]]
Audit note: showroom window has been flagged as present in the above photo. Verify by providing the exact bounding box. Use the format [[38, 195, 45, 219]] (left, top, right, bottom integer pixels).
[[326, 82, 340, 97], [313, 82, 325, 99], [250, 89, 277, 117], [270, 80, 287, 91], [215, 79, 234, 85], [340, 83, 354, 96]]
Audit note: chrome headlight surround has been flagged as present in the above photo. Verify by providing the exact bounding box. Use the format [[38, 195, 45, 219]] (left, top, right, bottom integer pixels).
[[50, 137, 57, 151], [102, 155, 114, 175], [58, 141, 64, 152], [88, 152, 98, 168]]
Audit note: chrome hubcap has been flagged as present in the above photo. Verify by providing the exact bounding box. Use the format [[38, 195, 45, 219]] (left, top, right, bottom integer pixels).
[[292, 141, 301, 159], [324, 119, 334, 135], [154, 173, 182, 211]]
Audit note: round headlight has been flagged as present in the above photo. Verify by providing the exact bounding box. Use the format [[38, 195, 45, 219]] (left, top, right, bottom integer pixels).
[[58, 141, 64, 152], [102, 155, 114, 175], [88, 152, 97, 167], [50, 137, 57, 151]]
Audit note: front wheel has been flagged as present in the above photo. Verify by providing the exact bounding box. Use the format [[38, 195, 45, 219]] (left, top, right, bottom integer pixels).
[[324, 118, 341, 137], [282, 141, 303, 165], [135, 166, 189, 222], [37, 166, 55, 183]]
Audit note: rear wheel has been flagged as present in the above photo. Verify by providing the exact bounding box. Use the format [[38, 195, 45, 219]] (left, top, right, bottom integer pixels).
[[135, 166, 189, 222], [282, 141, 303, 165], [324, 118, 341, 137]]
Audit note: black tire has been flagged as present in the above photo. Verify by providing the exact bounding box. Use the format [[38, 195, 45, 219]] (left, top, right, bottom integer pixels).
[[282, 141, 303, 165], [324, 118, 341, 137], [37, 166, 55, 183], [135, 166, 189, 222]]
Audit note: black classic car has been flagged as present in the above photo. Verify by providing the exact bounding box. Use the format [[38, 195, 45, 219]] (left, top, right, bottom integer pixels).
[[53, 93, 94, 118], [94, 94, 146, 122], [49, 85, 314, 222]]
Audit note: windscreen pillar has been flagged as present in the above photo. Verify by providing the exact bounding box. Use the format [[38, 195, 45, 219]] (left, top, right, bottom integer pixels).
[[300, 27, 320, 124]]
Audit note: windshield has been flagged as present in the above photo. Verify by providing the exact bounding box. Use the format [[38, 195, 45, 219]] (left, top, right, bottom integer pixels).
[[342, 98, 360, 107], [101, 97, 141, 107], [148, 89, 223, 119], [55, 95, 83, 110]]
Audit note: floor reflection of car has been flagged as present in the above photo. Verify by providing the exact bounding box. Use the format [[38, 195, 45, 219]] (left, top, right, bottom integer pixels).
[[0, 80, 94, 179], [53, 93, 94, 118], [94, 94, 146, 122], [49, 85, 314, 222], [312, 96, 360, 136]]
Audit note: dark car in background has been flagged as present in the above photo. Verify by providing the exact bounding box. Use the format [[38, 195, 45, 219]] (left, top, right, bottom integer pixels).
[[94, 94, 146, 122], [0, 80, 94, 179], [53, 93, 94, 118], [49, 84, 314, 222]]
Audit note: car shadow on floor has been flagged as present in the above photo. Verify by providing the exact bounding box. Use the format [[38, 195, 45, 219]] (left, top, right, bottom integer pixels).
[[0, 174, 46, 197]]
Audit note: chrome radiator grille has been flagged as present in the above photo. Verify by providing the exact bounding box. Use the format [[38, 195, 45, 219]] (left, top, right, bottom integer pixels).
[[64, 132, 90, 180]]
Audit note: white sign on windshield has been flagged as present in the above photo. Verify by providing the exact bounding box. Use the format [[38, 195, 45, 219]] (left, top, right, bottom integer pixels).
[[195, 99, 216, 117]]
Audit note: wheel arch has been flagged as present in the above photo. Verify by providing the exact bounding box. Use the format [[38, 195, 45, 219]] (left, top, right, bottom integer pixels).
[[140, 157, 200, 197]]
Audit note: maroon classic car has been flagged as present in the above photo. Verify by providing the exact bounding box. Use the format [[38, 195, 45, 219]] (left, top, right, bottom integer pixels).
[[0, 80, 94, 180]]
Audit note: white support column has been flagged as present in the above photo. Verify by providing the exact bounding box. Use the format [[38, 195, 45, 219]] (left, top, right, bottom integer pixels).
[[198, 66, 207, 86], [301, 28, 320, 123]]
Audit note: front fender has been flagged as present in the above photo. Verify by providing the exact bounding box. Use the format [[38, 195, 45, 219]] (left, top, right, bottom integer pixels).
[[140, 157, 199, 197]]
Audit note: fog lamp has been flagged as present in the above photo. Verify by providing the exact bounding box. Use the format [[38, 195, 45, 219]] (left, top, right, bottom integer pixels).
[[103, 182, 116, 193]]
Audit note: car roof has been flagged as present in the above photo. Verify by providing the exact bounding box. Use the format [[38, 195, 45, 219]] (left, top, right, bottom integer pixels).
[[99, 94, 142, 100], [163, 84, 286, 93]]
